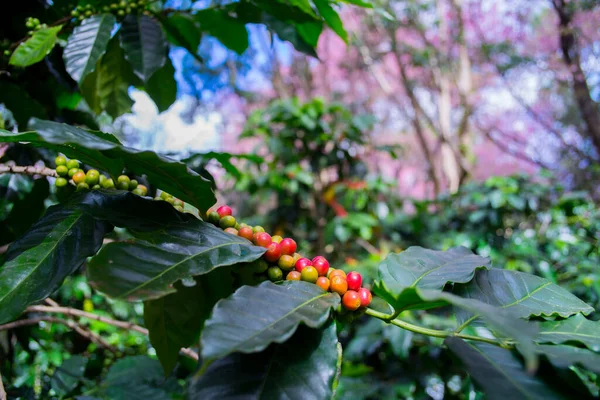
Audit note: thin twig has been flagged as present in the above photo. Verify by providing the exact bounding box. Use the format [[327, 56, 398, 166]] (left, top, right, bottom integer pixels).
[[0, 164, 57, 178]]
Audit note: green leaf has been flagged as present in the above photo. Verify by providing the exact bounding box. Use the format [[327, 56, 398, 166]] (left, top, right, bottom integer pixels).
[[161, 13, 201, 53], [373, 246, 490, 311], [537, 314, 600, 352], [201, 281, 340, 360], [297, 21, 324, 47], [0, 177, 49, 244], [535, 344, 600, 374], [190, 322, 340, 400], [445, 338, 566, 400], [88, 217, 265, 301], [340, 0, 373, 7], [120, 15, 167, 81], [146, 58, 176, 113], [81, 38, 139, 118], [0, 207, 110, 324], [195, 9, 248, 54], [313, 0, 348, 42], [454, 269, 594, 324], [0, 81, 47, 128], [63, 14, 116, 84], [144, 269, 234, 375], [50, 355, 87, 397], [9, 25, 63, 67], [1, 120, 216, 211], [102, 356, 182, 400], [183, 152, 264, 179], [263, 16, 319, 58]]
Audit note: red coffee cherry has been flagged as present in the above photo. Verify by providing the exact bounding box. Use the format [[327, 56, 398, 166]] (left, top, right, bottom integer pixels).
[[279, 238, 297, 256], [264, 242, 282, 263], [217, 205, 232, 218], [358, 288, 372, 307], [342, 290, 361, 311], [301, 266, 319, 283], [316, 277, 330, 291], [286, 271, 301, 281], [253, 232, 272, 248], [294, 258, 312, 272], [312, 256, 330, 276], [238, 226, 254, 241], [346, 271, 362, 291], [330, 276, 348, 296]]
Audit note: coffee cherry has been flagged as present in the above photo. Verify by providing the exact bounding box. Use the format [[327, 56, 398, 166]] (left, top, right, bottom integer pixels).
[[101, 178, 115, 189], [160, 191, 171, 199], [56, 165, 68, 176], [346, 272, 362, 291], [312, 256, 330, 276], [66, 159, 79, 170], [76, 182, 90, 192], [326, 268, 335, 278], [224, 227, 238, 235], [216, 205, 232, 218], [301, 266, 318, 283], [86, 169, 100, 185], [174, 205, 184, 212], [358, 288, 372, 307], [253, 232, 272, 248], [280, 238, 297, 256], [117, 9, 125, 16], [292, 252, 302, 263], [92, 184, 101, 190], [264, 242, 282, 263], [128, 179, 138, 190], [132, 184, 148, 196], [234, 222, 241, 230], [55, 177, 68, 187], [68, 168, 79, 178], [253, 225, 265, 233], [316, 277, 330, 291], [73, 170, 86, 184], [219, 215, 236, 229], [238, 226, 254, 241], [267, 266, 283, 282], [277, 255, 295, 271], [330, 276, 348, 295], [207, 211, 221, 225], [286, 271, 301, 281], [84, 10, 92, 16], [294, 258, 312, 272], [55, 155, 67, 166], [329, 269, 347, 279], [173, 198, 184, 207], [116, 175, 130, 190], [251, 259, 269, 274], [271, 235, 283, 243], [342, 290, 361, 311]]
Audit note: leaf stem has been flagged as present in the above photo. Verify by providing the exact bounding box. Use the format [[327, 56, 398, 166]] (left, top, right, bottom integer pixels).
[[365, 308, 512, 349], [454, 315, 477, 333]]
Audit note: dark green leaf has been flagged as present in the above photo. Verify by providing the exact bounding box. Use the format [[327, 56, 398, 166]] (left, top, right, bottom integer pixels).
[[1, 120, 216, 211], [374, 246, 490, 311], [144, 269, 234, 375], [535, 344, 600, 374], [161, 13, 201, 53], [0, 177, 49, 243], [537, 314, 600, 352], [191, 322, 340, 400], [120, 15, 167, 81], [9, 25, 63, 67], [146, 59, 176, 113], [340, 0, 373, 7], [313, 0, 348, 42], [445, 338, 566, 400], [263, 16, 319, 58], [88, 216, 265, 301], [195, 10, 249, 54], [0, 81, 47, 128], [297, 21, 324, 48], [63, 14, 116, 84], [454, 269, 594, 325], [50, 355, 87, 397], [81, 38, 139, 118], [201, 281, 340, 360]]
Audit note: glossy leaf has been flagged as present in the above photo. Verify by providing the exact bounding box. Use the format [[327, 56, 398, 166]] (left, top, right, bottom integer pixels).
[[88, 218, 265, 301], [195, 9, 249, 54], [536, 344, 600, 374], [9, 25, 63, 67], [445, 338, 566, 400], [146, 59, 177, 112], [537, 314, 600, 352], [454, 269, 594, 325], [374, 246, 490, 310], [120, 15, 167, 81], [313, 0, 348, 42], [201, 281, 340, 360], [1, 120, 216, 211], [0, 177, 49, 244], [161, 13, 201, 53], [81, 38, 139, 118], [0, 207, 109, 324], [63, 14, 116, 84], [191, 322, 340, 400], [144, 269, 234, 375], [50, 355, 87, 397]]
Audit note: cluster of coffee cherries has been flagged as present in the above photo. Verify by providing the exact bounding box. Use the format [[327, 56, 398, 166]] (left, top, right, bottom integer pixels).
[[70, 0, 149, 21], [24, 17, 48, 36], [54, 155, 147, 196], [1, 39, 11, 58], [206, 205, 373, 312], [153, 192, 186, 213]]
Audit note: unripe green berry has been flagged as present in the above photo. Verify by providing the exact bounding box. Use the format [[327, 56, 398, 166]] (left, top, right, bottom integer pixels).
[[253, 226, 265, 233], [78, 15, 85, 21], [160, 191, 171, 199], [66, 159, 79, 169], [219, 215, 236, 229], [117, 9, 125, 16], [208, 211, 221, 225], [117, 181, 129, 190], [251, 259, 269, 274], [267, 267, 283, 282], [99, 174, 107, 185], [132, 184, 147, 196], [101, 178, 115, 189], [86, 169, 100, 185], [55, 177, 68, 188], [110, 3, 118, 9], [165, 197, 176, 205], [3, 50, 9, 57], [92, 184, 101, 190], [26, 21, 34, 29], [56, 165, 68, 176], [174, 205, 184, 212], [234, 222, 241, 230], [301, 266, 319, 283], [117, 174, 130, 184], [84, 10, 92, 16], [128, 179, 138, 190], [277, 255, 295, 271], [76, 182, 90, 192], [68, 167, 79, 178], [55, 155, 67, 166]]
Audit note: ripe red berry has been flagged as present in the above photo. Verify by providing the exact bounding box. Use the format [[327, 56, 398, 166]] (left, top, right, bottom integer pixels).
[[342, 290, 361, 311], [294, 258, 312, 272], [358, 288, 372, 307], [238, 226, 254, 241], [280, 238, 297, 255], [346, 271, 362, 291], [312, 256, 330, 276], [316, 277, 330, 291], [253, 232, 272, 248], [286, 271, 301, 281], [264, 242, 282, 263], [217, 205, 232, 218], [330, 276, 348, 296], [301, 266, 319, 283]]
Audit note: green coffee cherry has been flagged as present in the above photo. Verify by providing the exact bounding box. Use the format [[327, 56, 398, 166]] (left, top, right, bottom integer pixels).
[[101, 178, 115, 189], [174, 205, 184, 212], [92, 184, 101, 190], [160, 191, 171, 200], [76, 182, 90, 192], [66, 159, 79, 170], [56, 165, 68, 176], [55, 177, 68, 188], [267, 267, 283, 282], [208, 211, 221, 225], [86, 169, 100, 186], [251, 259, 269, 274], [165, 197, 176, 205], [128, 179, 138, 190], [68, 168, 79, 178], [219, 215, 237, 229], [55, 155, 67, 166]]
